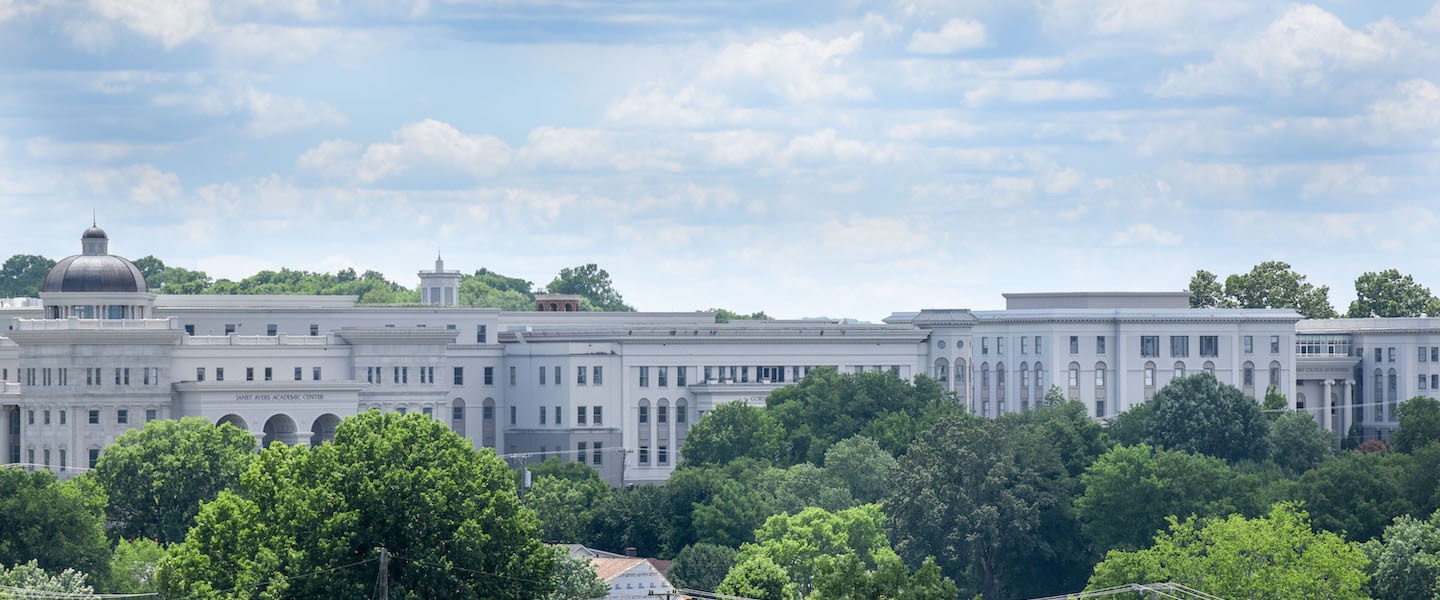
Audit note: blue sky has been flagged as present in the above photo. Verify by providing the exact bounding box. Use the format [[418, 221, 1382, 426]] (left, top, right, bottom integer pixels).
[[2, 0, 1439, 320]]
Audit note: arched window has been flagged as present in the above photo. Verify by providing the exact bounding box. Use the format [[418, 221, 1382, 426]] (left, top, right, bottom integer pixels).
[[1019, 362, 1029, 391], [1388, 369, 1398, 421], [1243, 361, 1256, 387], [1145, 361, 1156, 387], [1296, 391, 1307, 410], [955, 359, 966, 384], [1374, 369, 1383, 414], [1174, 361, 1186, 379], [997, 363, 1006, 392], [480, 398, 495, 447], [935, 358, 949, 383], [550, 303, 558, 311], [565, 303, 574, 311], [1269, 361, 1281, 387], [1033, 363, 1044, 393], [981, 363, 990, 388], [1203, 361, 1215, 377], [1094, 362, 1106, 387], [1067, 362, 1080, 388]]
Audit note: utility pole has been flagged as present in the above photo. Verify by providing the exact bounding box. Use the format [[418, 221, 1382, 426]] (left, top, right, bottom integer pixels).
[[377, 547, 389, 600]]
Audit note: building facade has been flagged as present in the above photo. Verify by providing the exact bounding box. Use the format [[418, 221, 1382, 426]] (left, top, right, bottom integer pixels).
[[0, 228, 1416, 485]]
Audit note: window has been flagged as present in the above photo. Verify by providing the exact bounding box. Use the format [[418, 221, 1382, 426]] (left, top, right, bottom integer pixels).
[[1068, 363, 1079, 387], [508, 406, 516, 425], [1244, 335, 1254, 353], [146, 409, 157, 422], [197, 368, 206, 382], [639, 404, 649, 424], [1433, 375, 1438, 390], [982, 337, 989, 354], [59, 410, 66, 425], [593, 442, 602, 465], [225, 324, 236, 335], [1422, 347, 1429, 363], [593, 406, 602, 424], [1022, 337, 1029, 354], [658, 404, 668, 423], [484, 367, 494, 385], [676, 402, 687, 424], [577, 442, 587, 464], [554, 406, 561, 425], [476, 325, 487, 343], [88, 410, 99, 424], [659, 445, 669, 465], [577, 367, 587, 385], [116, 367, 129, 385], [295, 367, 303, 381], [578, 406, 587, 425], [216, 367, 224, 381], [1141, 336, 1160, 357], [1271, 336, 1281, 353], [554, 366, 560, 385], [1389, 347, 1396, 362], [640, 445, 650, 465], [247, 367, 255, 381], [1243, 363, 1254, 386], [1200, 336, 1218, 357], [117, 409, 128, 424], [639, 367, 649, 387], [184, 324, 195, 335], [659, 367, 668, 387], [1174, 362, 1186, 379], [594, 366, 603, 385], [1269, 362, 1280, 386], [998, 338, 1005, 354], [1422, 375, 1428, 389], [1095, 364, 1106, 387], [539, 366, 546, 385], [1375, 348, 1383, 363], [264, 367, 273, 382], [88, 449, 99, 469], [1433, 348, 1438, 363], [1170, 336, 1189, 358], [1203, 361, 1215, 376], [454, 367, 464, 385], [539, 407, 547, 425], [310, 324, 319, 336], [509, 366, 516, 386], [1144, 362, 1155, 387], [1035, 336, 1042, 353], [705, 366, 713, 382], [1096, 400, 1106, 418], [1097, 336, 1106, 354], [267, 324, 277, 336], [677, 366, 687, 387], [313, 367, 321, 381], [423, 407, 432, 417], [1069, 336, 1079, 354], [43, 410, 50, 425]]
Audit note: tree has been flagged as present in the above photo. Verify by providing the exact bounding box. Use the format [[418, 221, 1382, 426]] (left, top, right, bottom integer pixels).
[[1348, 269, 1440, 318], [1361, 510, 1440, 600], [1294, 451, 1415, 542], [766, 368, 961, 465], [518, 455, 603, 487], [547, 264, 633, 311], [692, 479, 778, 548], [459, 269, 535, 311], [547, 547, 608, 600], [0, 560, 94, 597], [524, 475, 610, 543], [131, 255, 166, 280], [821, 436, 897, 504], [1076, 444, 1245, 552], [158, 411, 555, 600], [91, 417, 258, 543], [885, 415, 1072, 600], [670, 543, 738, 591], [1042, 385, 1067, 407], [811, 555, 957, 600], [148, 266, 211, 292], [1222, 261, 1337, 318], [717, 555, 800, 600], [727, 505, 897, 595], [0, 254, 56, 298], [1186, 270, 1227, 309], [1147, 373, 1270, 463], [1262, 386, 1288, 418], [0, 469, 110, 582], [101, 538, 166, 594], [709, 308, 772, 323], [770, 463, 854, 515], [586, 485, 669, 557], [1394, 396, 1440, 454], [1105, 402, 1152, 447], [1087, 503, 1369, 600], [1006, 399, 1108, 478], [680, 402, 786, 467], [1267, 410, 1336, 474]]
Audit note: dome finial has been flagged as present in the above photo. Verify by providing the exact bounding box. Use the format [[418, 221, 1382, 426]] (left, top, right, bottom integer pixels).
[[92, 209, 96, 227]]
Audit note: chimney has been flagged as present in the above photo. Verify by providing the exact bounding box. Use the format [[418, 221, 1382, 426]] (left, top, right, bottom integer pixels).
[[625, 547, 638, 557]]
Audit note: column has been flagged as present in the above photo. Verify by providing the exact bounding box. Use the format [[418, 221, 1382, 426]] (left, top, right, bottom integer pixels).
[[0, 406, 9, 464], [251, 431, 266, 451], [1341, 379, 1354, 440], [1321, 379, 1333, 432]]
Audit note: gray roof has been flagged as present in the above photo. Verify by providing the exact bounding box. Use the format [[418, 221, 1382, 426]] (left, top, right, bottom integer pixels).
[[42, 254, 147, 293], [82, 226, 108, 240]]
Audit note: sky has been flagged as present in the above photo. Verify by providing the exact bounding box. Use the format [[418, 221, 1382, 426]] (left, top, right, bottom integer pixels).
[[2, 0, 1440, 321]]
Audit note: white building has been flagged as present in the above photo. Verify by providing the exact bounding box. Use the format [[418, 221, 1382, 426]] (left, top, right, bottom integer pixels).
[[0, 226, 1410, 485]]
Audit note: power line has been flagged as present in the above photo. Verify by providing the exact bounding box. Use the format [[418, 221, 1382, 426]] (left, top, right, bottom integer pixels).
[[0, 585, 153, 599], [160, 556, 379, 600]]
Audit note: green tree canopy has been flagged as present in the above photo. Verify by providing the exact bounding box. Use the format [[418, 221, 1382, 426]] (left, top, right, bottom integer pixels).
[[669, 543, 738, 591], [101, 538, 166, 595], [1189, 261, 1337, 318], [765, 368, 960, 465], [821, 436, 897, 504], [810, 555, 958, 600], [1293, 451, 1416, 542], [0, 560, 94, 597], [0, 469, 110, 582], [1361, 509, 1440, 600], [1105, 402, 1152, 447], [1087, 503, 1369, 600], [1267, 410, 1336, 474], [709, 308, 773, 323], [158, 411, 555, 600], [1076, 444, 1247, 552], [459, 268, 535, 310], [0, 254, 56, 297], [524, 475, 611, 543], [727, 504, 897, 595], [680, 401, 786, 467], [586, 484, 668, 557], [1347, 269, 1440, 318], [546, 263, 633, 311], [717, 555, 800, 600], [1147, 373, 1270, 463], [885, 415, 1074, 600], [91, 417, 258, 543], [1394, 396, 1440, 454], [546, 547, 608, 600]]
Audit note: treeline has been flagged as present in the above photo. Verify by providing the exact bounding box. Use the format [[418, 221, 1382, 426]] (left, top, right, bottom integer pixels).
[[1189, 261, 1440, 319]]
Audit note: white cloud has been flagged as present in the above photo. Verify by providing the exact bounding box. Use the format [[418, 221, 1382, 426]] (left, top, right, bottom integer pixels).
[[819, 215, 933, 258], [1105, 223, 1182, 246], [604, 83, 728, 128], [695, 130, 784, 167], [298, 120, 512, 183], [516, 126, 680, 172], [89, 0, 213, 48], [783, 129, 900, 165], [215, 24, 387, 64], [907, 18, 988, 54], [965, 80, 1111, 105], [1366, 79, 1440, 140], [82, 164, 182, 204], [242, 88, 347, 138], [884, 117, 983, 140], [702, 31, 872, 102], [27, 138, 154, 162]]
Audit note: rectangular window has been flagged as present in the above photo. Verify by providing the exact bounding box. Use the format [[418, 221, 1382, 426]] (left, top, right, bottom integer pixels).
[[454, 367, 464, 385], [216, 367, 223, 381], [267, 324, 277, 336], [1069, 336, 1079, 354], [1422, 375, 1428, 389], [639, 367, 649, 387], [225, 324, 235, 335], [265, 367, 273, 382], [1035, 336, 1042, 353], [1389, 347, 1397, 362], [484, 367, 494, 385], [1270, 365, 1280, 386], [1097, 336, 1106, 354], [509, 366, 516, 386], [705, 366, 713, 382], [577, 366, 587, 385], [146, 409, 157, 422], [313, 367, 321, 381], [658, 405, 668, 423], [1145, 366, 1155, 387], [1022, 337, 1029, 354], [677, 405, 687, 423], [1068, 366, 1079, 387], [510, 406, 516, 425], [539, 407, 546, 425], [982, 337, 989, 354], [640, 445, 650, 465], [1432, 348, 1438, 363], [1141, 336, 1160, 357], [593, 406, 602, 425], [577, 442, 587, 464], [1433, 375, 1438, 390], [1244, 335, 1254, 353], [423, 407, 432, 417], [593, 442, 602, 465], [659, 367, 668, 387], [197, 368, 206, 382], [1244, 366, 1254, 386], [658, 445, 668, 465], [594, 366, 603, 385], [89, 410, 99, 424], [1096, 368, 1106, 387], [295, 367, 303, 381], [184, 324, 195, 335], [577, 407, 587, 425], [59, 410, 66, 425], [1170, 336, 1189, 358], [1096, 400, 1106, 418], [88, 448, 99, 469], [539, 366, 546, 385], [1200, 336, 1219, 357], [43, 410, 50, 425], [554, 366, 560, 385], [1271, 336, 1281, 353], [640, 405, 649, 424], [677, 366, 687, 387], [477, 325, 487, 343], [554, 406, 561, 425], [1376, 348, 1383, 363], [1422, 348, 1429, 363], [310, 324, 319, 336], [117, 409, 129, 424], [998, 338, 1005, 354]]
